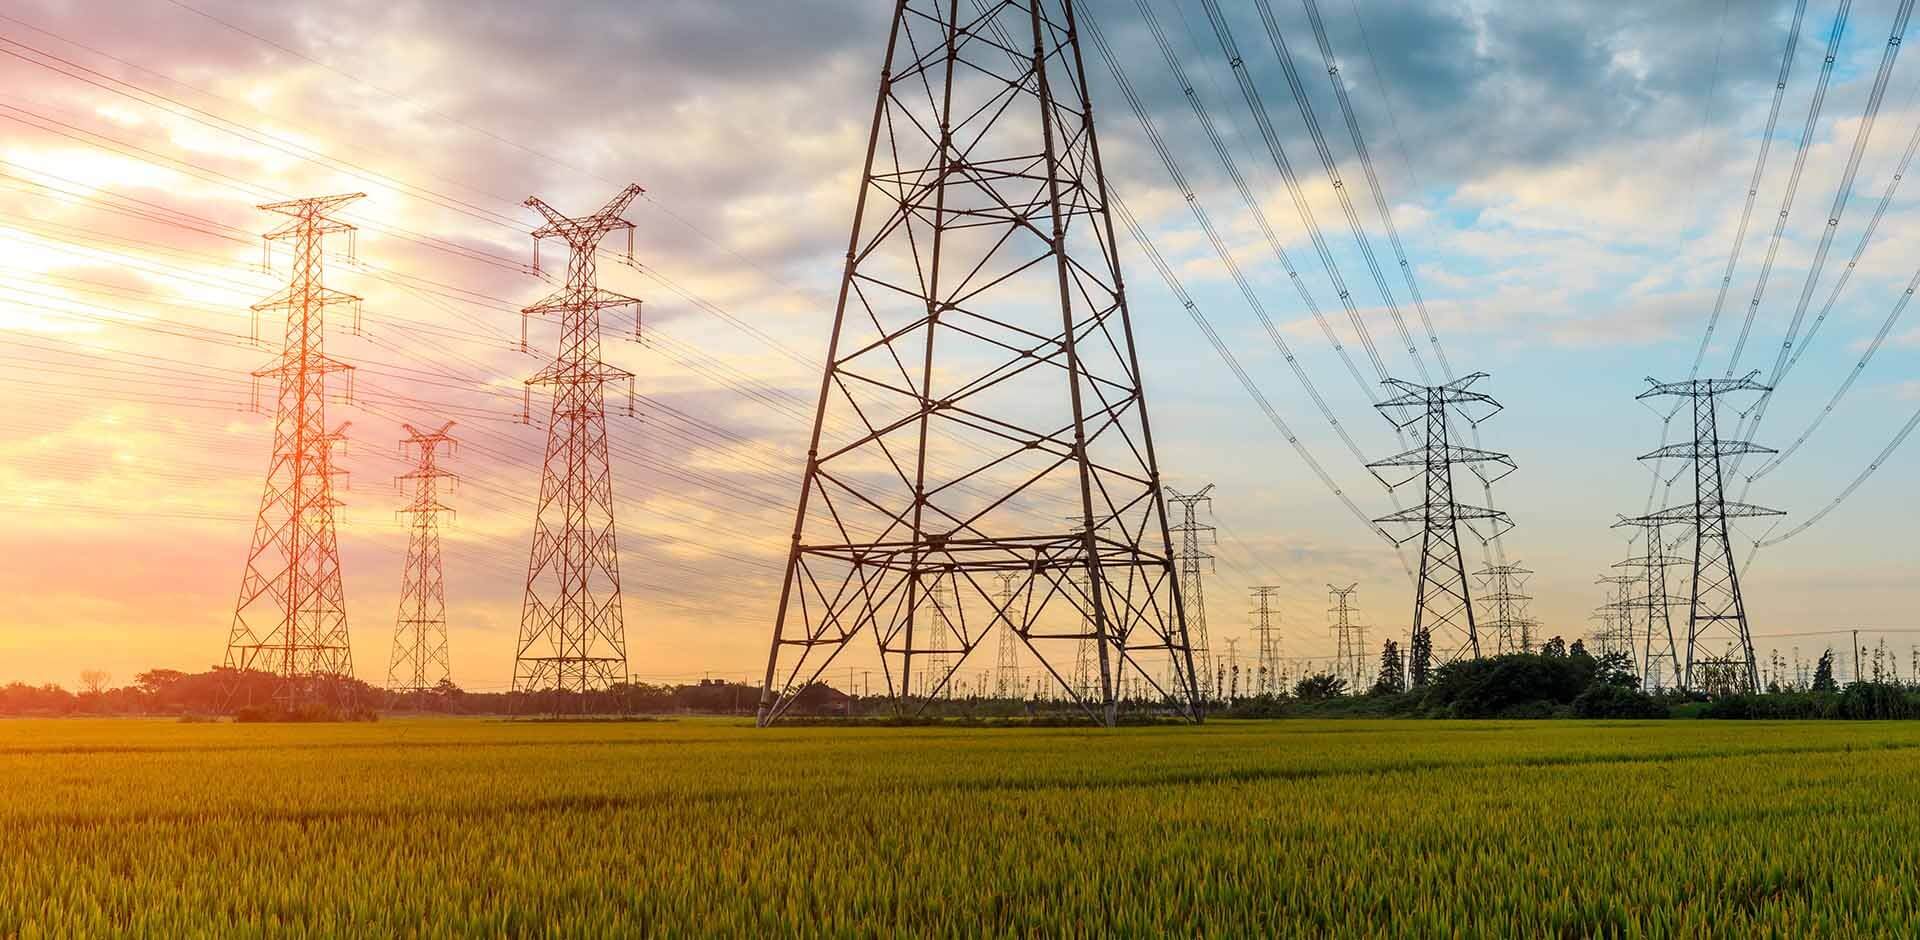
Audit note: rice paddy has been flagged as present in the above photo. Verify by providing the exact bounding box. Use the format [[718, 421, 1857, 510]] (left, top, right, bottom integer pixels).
[[2, 718, 1916, 937]]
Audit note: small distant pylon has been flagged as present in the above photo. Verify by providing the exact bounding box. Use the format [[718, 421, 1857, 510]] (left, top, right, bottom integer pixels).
[[1611, 516, 1688, 691], [1591, 575, 1640, 659], [226, 193, 365, 706], [1327, 583, 1368, 688], [1630, 373, 1782, 693], [923, 580, 959, 699], [1366, 374, 1516, 665], [1166, 485, 1217, 698], [1251, 586, 1283, 696], [1473, 563, 1534, 654], [511, 185, 645, 704], [992, 573, 1021, 699], [387, 422, 456, 695]]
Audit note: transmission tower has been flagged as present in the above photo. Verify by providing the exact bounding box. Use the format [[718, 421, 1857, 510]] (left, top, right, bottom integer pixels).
[[755, 0, 1198, 727], [1592, 575, 1640, 659], [1610, 517, 1688, 691], [1251, 586, 1283, 697], [511, 185, 644, 702], [1473, 563, 1534, 654], [992, 573, 1021, 698], [1166, 485, 1217, 699], [225, 193, 365, 704], [1366, 374, 1516, 664], [386, 422, 456, 695], [923, 580, 959, 699], [1631, 373, 1782, 693], [1327, 583, 1368, 688]]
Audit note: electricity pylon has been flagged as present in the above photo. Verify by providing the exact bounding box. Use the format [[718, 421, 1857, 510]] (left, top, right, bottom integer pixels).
[[1631, 373, 1782, 693], [923, 580, 959, 699], [992, 573, 1021, 698], [1251, 586, 1283, 696], [1473, 562, 1534, 654], [756, 0, 1198, 726], [1592, 575, 1640, 659], [226, 193, 364, 705], [511, 185, 644, 703], [1166, 485, 1216, 698], [1327, 583, 1368, 688], [1611, 516, 1688, 690], [387, 422, 456, 695], [1366, 374, 1515, 664]]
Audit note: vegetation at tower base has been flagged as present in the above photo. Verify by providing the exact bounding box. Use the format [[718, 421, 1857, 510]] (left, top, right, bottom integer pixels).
[[15, 644, 1920, 721]]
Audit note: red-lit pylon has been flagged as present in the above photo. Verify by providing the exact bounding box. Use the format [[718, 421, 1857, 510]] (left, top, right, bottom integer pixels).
[[226, 193, 365, 701], [387, 421, 456, 694], [511, 185, 643, 699]]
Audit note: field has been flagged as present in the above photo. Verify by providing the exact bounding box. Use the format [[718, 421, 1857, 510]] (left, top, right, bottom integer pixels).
[[2, 718, 1917, 937]]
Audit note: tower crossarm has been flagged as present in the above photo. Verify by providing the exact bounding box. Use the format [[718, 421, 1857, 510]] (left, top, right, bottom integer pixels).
[[523, 286, 642, 317], [1636, 371, 1771, 400], [1366, 444, 1516, 489], [1631, 501, 1786, 524], [1639, 440, 1777, 461], [527, 184, 645, 244]]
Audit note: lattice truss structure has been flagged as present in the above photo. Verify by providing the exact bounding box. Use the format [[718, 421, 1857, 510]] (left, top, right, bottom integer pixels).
[[1366, 374, 1515, 663], [226, 193, 365, 700], [1629, 373, 1782, 693], [1327, 583, 1368, 688], [1610, 517, 1688, 691], [1166, 485, 1216, 698], [757, 0, 1198, 726], [387, 422, 457, 694], [511, 185, 644, 697], [1473, 563, 1533, 654]]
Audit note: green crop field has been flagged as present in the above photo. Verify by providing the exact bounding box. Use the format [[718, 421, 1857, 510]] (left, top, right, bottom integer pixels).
[[2, 718, 1916, 937]]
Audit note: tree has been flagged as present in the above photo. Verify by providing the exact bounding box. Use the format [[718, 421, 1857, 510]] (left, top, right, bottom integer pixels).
[[1294, 672, 1348, 700], [78, 670, 111, 696], [1409, 629, 1433, 688], [135, 669, 187, 696], [1568, 639, 1589, 660], [1813, 649, 1838, 692], [1592, 651, 1637, 689], [1372, 640, 1406, 695], [1541, 636, 1567, 658]]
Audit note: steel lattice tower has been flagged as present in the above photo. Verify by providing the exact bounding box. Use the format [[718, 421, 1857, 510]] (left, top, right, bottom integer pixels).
[[1327, 583, 1367, 688], [1366, 374, 1515, 664], [226, 193, 365, 703], [387, 422, 456, 694], [1591, 575, 1640, 659], [511, 185, 644, 700], [1473, 563, 1534, 654], [1166, 485, 1216, 698], [1611, 517, 1688, 690], [923, 580, 959, 698], [1631, 373, 1782, 693], [992, 573, 1021, 698], [755, 0, 1198, 726], [1251, 586, 1283, 696]]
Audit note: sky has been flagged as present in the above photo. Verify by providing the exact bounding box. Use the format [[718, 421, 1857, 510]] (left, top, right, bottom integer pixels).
[[3, 0, 1919, 693]]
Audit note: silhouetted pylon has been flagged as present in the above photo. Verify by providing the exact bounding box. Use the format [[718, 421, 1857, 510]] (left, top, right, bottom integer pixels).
[[755, 0, 1198, 726], [1630, 373, 1782, 693], [1327, 583, 1368, 688], [1473, 562, 1534, 654], [1251, 586, 1283, 696], [511, 185, 644, 703], [226, 193, 365, 704], [1366, 374, 1515, 664], [387, 422, 456, 695], [1166, 485, 1217, 698], [992, 573, 1021, 698]]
